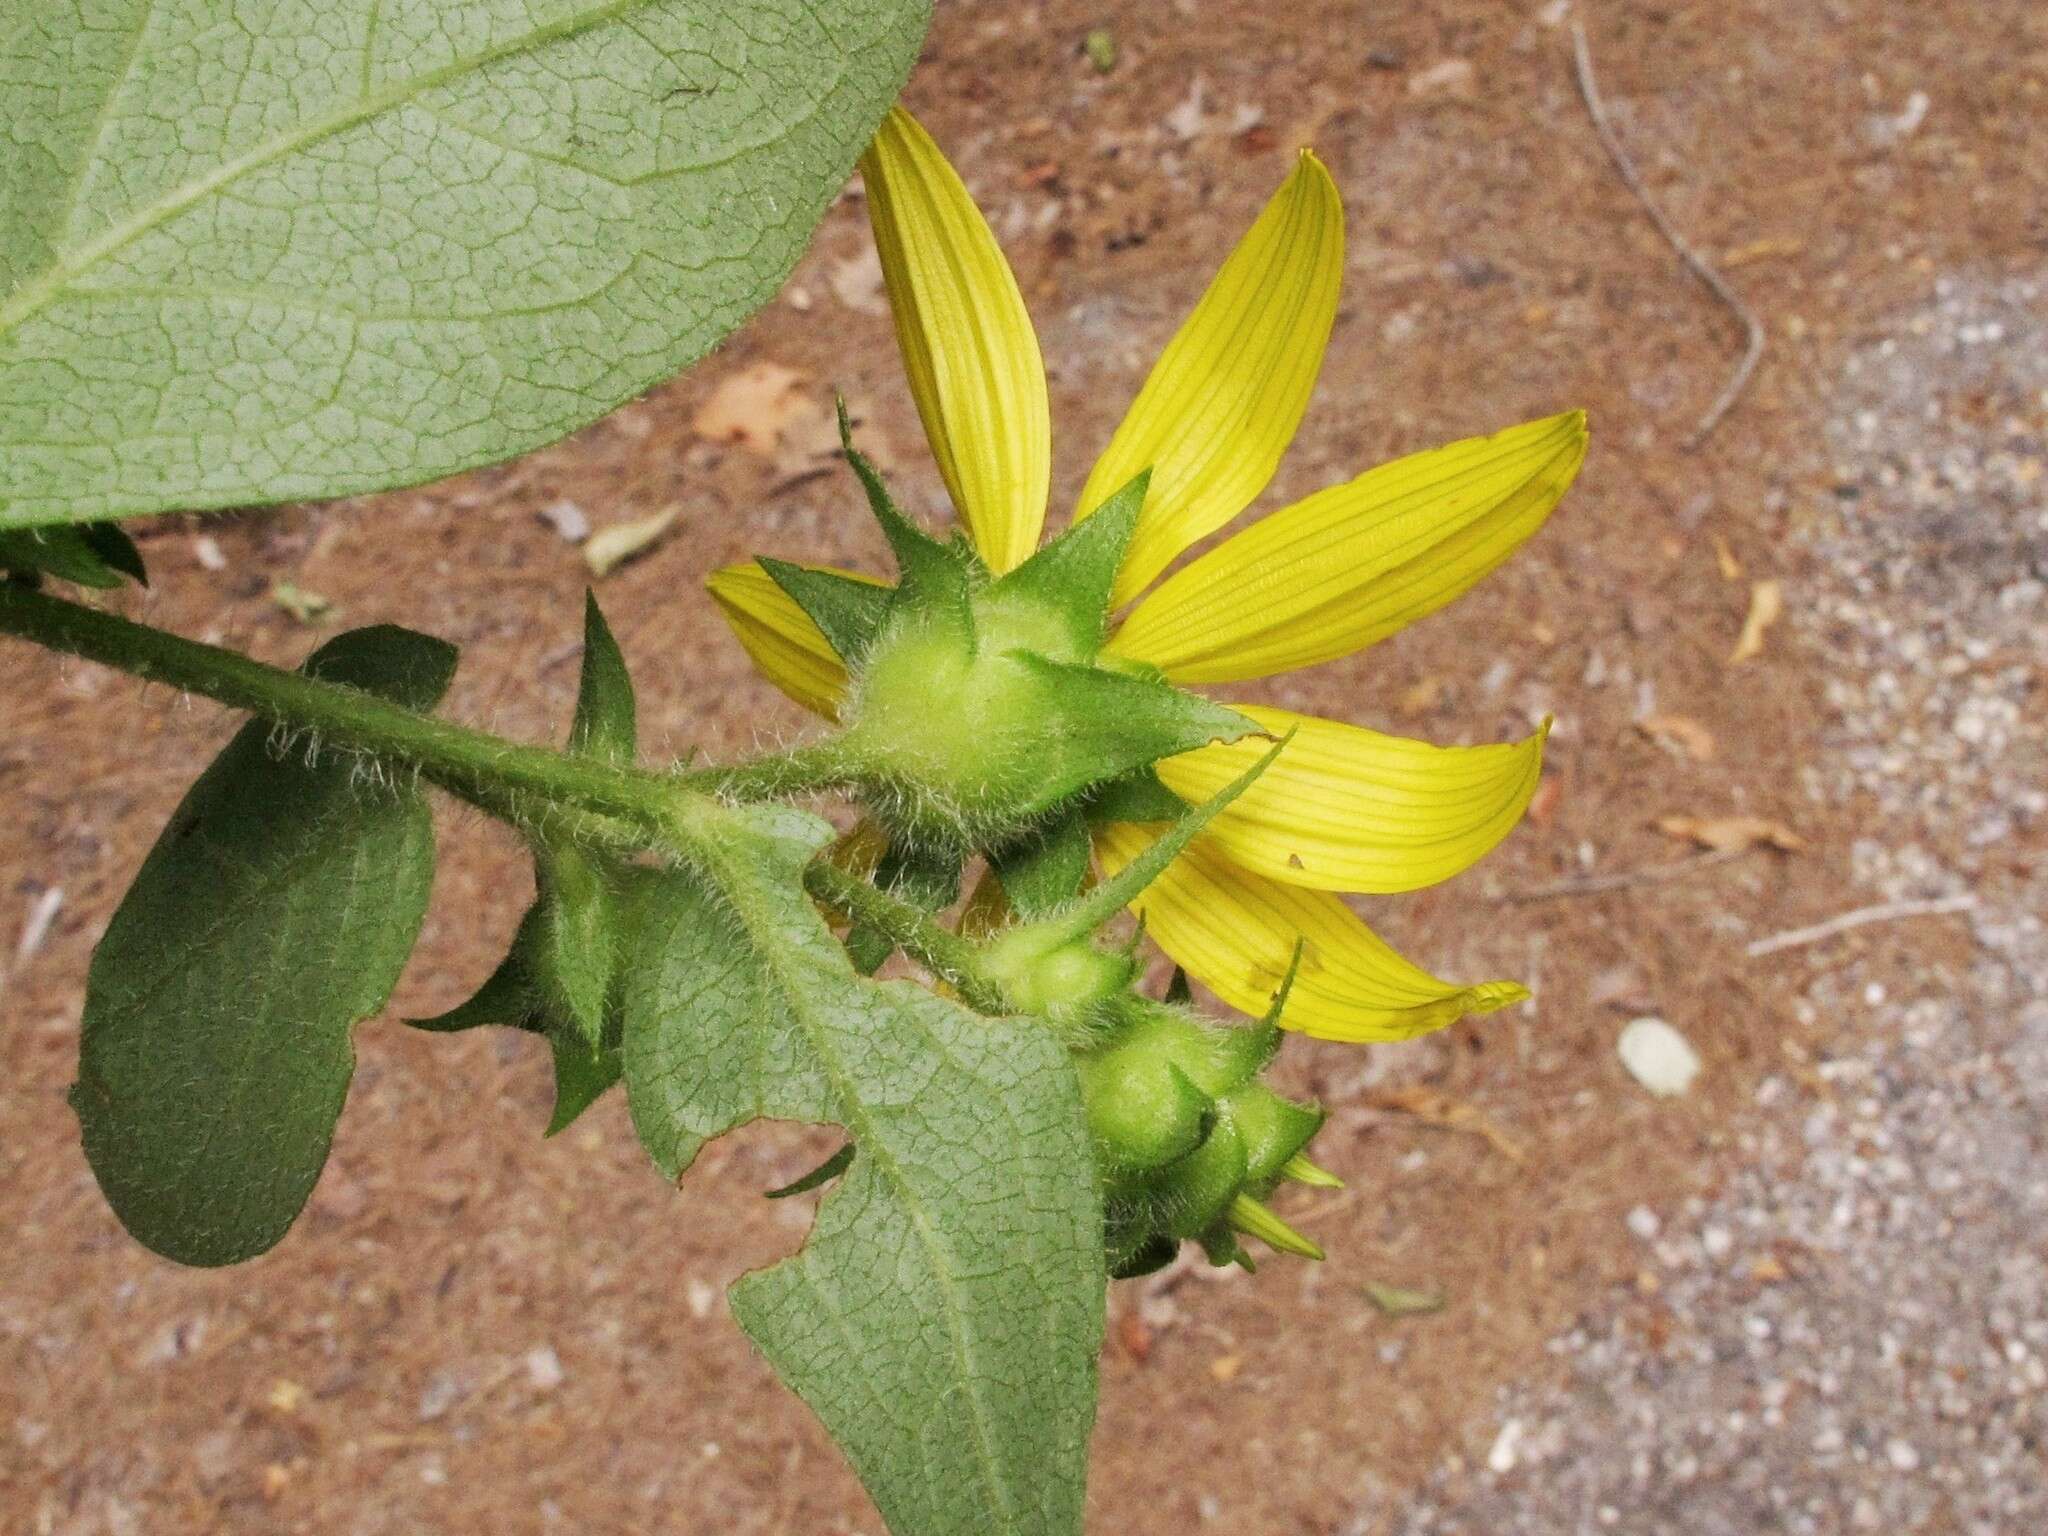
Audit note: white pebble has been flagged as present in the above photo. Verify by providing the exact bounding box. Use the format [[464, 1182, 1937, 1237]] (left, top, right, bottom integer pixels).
[[1618, 1017, 1703, 1097], [1487, 1418, 1524, 1474], [524, 1345, 565, 1391]]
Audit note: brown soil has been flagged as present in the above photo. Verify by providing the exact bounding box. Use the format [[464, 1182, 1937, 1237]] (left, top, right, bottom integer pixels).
[[5, 3, 2042, 1533]]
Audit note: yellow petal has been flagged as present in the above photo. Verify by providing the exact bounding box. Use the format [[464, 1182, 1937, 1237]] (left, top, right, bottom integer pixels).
[[1156, 706, 1547, 893], [1076, 151, 1344, 607], [1108, 412, 1587, 683], [706, 561, 872, 720], [1093, 824, 1526, 1043], [861, 107, 1050, 573]]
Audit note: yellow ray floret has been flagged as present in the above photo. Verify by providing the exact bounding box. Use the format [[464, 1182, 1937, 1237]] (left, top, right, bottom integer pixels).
[[1092, 823, 1527, 1043], [861, 107, 1050, 573], [1156, 706, 1549, 893], [1077, 150, 1345, 607], [705, 563, 862, 720], [1107, 412, 1587, 684]]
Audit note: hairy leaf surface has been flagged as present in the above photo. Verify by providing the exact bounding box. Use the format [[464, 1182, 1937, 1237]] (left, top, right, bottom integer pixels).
[[623, 801, 1103, 1536], [70, 625, 453, 1265], [1, 0, 930, 528]]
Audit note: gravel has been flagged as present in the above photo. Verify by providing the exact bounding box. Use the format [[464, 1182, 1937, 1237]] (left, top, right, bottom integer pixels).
[[1387, 267, 2048, 1534]]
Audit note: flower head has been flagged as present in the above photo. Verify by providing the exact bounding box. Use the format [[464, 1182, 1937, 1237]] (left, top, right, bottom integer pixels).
[[711, 107, 1586, 1045]]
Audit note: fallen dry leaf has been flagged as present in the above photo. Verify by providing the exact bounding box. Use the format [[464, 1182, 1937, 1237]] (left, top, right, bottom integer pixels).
[[1362, 1281, 1447, 1317], [1713, 534, 1743, 582], [691, 363, 814, 456], [270, 581, 331, 624], [1114, 1308, 1152, 1364], [1367, 1085, 1526, 1165], [1655, 813, 1807, 854], [583, 507, 679, 578], [1407, 57, 1477, 98], [1636, 712, 1717, 762], [1729, 578, 1784, 664]]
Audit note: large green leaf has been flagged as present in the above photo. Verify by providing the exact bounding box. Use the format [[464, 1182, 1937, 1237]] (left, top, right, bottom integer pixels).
[[0, 0, 930, 529], [623, 800, 1104, 1536], [70, 624, 454, 1266]]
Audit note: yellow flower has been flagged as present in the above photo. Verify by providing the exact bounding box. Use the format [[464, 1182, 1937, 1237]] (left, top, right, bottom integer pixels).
[[709, 107, 1587, 1043]]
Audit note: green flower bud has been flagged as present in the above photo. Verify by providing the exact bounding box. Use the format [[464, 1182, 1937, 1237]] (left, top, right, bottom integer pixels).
[[982, 925, 1135, 1018], [1078, 996, 1331, 1272], [1076, 1049, 1210, 1173]]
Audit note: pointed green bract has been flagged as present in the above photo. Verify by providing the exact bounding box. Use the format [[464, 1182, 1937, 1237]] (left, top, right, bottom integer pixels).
[[760, 557, 891, 664], [988, 469, 1149, 654], [1086, 767, 1188, 826], [1033, 735, 1289, 947], [0, 523, 145, 588], [837, 397, 976, 613], [622, 799, 1103, 1536], [1004, 654, 1257, 817], [0, 1, 933, 529], [570, 591, 635, 763], [991, 811, 1094, 918], [70, 625, 452, 1266]]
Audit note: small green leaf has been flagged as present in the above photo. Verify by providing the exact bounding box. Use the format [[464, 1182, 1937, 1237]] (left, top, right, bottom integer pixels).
[[2, 1, 933, 529], [765, 1142, 854, 1199], [988, 469, 1148, 653], [991, 811, 1094, 919], [759, 557, 891, 663], [71, 624, 454, 1266], [0, 522, 143, 588], [82, 522, 148, 584], [623, 800, 1103, 1536], [569, 591, 635, 762], [409, 893, 624, 1138], [533, 843, 617, 1044], [542, 1033, 624, 1137]]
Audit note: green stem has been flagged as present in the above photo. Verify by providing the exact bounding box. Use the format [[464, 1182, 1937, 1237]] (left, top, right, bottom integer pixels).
[[682, 741, 861, 801], [803, 860, 1007, 1014], [0, 583, 1013, 1009], [0, 582, 689, 833]]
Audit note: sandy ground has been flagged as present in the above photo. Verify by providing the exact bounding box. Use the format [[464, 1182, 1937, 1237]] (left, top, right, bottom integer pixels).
[[4, 3, 2044, 1533]]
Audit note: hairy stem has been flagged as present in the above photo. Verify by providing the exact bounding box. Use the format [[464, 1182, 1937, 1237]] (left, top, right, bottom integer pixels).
[[803, 860, 1007, 1014], [0, 583, 690, 833], [1, 584, 1016, 1010], [682, 741, 863, 803]]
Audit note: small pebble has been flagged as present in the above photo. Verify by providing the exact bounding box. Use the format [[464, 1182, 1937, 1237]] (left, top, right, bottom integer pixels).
[[1618, 1017, 1703, 1097]]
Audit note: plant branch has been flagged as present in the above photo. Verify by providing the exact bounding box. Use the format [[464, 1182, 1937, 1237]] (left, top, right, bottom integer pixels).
[[683, 742, 863, 802], [803, 860, 1006, 1013], [0, 582, 691, 834]]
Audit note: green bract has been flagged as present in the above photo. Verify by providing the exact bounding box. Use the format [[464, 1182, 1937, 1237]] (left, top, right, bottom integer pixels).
[[764, 413, 1260, 851]]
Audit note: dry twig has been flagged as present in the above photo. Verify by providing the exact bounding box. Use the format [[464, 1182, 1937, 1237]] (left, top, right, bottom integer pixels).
[[1497, 848, 1747, 903], [1571, 20, 1764, 449], [1746, 895, 1979, 958]]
